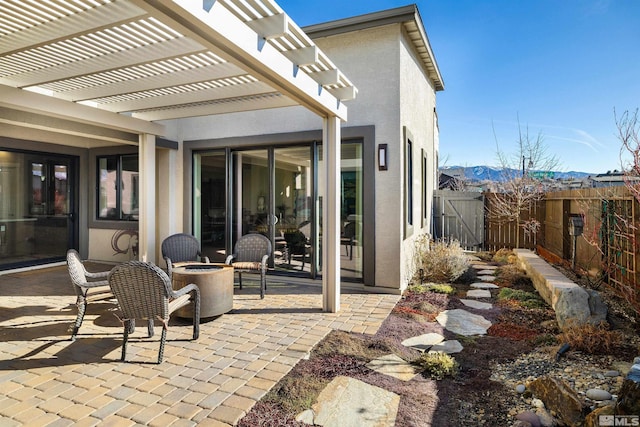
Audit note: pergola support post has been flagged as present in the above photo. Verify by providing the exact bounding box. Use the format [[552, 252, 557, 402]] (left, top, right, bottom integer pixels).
[[322, 116, 341, 312], [139, 133, 156, 263]]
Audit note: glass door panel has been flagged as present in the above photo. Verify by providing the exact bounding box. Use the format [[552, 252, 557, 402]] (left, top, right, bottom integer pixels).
[[195, 151, 227, 262], [231, 150, 270, 243], [318, 141, 363, 280], [273, 146, 313, 274]]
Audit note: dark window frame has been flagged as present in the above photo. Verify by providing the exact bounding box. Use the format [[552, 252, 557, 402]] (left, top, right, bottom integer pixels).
[[96, 154, 139, 222]]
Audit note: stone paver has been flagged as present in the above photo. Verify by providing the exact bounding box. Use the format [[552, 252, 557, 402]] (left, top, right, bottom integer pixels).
[[366, 354, 419, 381], [428, 340, 463, 354], [459, 299, 493, 310], [436, 309, 492, 336], [309, 376, 399, 427], [401, 333, 445, 351], [470, 282, 499, 289], [478, 275, 497, 282], [0, 266, 399, 426], [476, 269, 498, 275], [467, 289, 492, 298]]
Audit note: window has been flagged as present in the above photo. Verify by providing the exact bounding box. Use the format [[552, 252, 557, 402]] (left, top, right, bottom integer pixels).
[[422, 149, 428, 226], [97, 155, 139, 220], [404, 127, 414, 238]]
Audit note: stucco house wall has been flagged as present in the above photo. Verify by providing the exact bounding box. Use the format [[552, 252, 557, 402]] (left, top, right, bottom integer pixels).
[[162, 19, 439, 292]]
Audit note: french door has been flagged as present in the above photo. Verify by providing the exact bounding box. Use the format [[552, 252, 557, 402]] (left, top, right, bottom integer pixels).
[[0, 150, 76, 269]]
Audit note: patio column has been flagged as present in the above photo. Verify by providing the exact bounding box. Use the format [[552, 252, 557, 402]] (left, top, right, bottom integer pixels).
[[157, 144, 183, 265], [322, 116, 341, 312], [138, 133, 156, 263]]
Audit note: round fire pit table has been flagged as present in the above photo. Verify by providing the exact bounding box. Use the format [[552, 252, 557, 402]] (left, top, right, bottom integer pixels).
[[171, 263, 234, 319]]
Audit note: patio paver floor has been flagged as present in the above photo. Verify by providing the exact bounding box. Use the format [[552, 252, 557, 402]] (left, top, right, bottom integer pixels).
[[0, 264, 399, 426]]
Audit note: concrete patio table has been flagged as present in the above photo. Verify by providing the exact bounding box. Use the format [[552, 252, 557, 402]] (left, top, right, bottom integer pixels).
[[171, 263, 234, 319]]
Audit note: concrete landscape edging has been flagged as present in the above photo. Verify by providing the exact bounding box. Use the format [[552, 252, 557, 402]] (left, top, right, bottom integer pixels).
[[513, 249, 607, 330]]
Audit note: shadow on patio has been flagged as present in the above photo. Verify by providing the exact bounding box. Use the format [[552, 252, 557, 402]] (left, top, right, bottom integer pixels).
[[0, 264, 399, 425]]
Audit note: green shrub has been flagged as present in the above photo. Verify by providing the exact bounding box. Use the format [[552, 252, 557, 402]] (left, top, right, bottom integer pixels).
[[427, 284, 455, 295], [413, 236, 470, 283], [498, 287, 547, 309], [414, 352, 459, 380]]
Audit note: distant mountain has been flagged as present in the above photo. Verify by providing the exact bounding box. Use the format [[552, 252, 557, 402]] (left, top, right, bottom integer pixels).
[[440, 166, 594, 182]]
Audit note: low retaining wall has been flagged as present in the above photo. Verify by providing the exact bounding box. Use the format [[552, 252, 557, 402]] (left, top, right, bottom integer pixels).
[[513, 249, 607, 330]]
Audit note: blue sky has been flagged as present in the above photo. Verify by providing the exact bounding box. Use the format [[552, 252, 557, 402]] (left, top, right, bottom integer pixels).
[[278, 0, 640, 173]]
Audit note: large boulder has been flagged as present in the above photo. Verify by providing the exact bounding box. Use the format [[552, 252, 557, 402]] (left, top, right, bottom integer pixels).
[[514, 249, 607, 330], [528, 376, 587, 427]]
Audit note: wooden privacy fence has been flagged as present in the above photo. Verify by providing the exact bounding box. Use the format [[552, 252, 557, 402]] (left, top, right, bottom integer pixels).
[[434, 187, 640, 311]]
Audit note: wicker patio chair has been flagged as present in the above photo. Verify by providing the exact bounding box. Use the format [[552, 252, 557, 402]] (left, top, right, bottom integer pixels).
[[161, 233, 210, 278], [108, 261, 200, 364], [225, 233, 272, 299], [66, 249, 113, 341]]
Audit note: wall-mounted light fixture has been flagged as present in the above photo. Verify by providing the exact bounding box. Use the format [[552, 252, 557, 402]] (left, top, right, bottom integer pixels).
[[378, 144, 388, 171]]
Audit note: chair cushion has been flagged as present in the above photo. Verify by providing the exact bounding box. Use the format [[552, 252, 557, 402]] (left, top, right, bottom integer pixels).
[[232, 261, 262, 270]]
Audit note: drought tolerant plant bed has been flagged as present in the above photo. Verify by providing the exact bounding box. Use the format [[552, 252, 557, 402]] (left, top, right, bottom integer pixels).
[[238, 251, 640, 426]]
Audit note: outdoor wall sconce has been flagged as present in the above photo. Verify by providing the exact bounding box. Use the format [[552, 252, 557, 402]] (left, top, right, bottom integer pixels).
[[378, 144, 388, 170]]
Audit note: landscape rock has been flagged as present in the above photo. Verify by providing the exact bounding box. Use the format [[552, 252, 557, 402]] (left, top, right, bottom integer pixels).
[[512, 421, 533, 427], [535, 408, 556, 427], [616, 377, 640, 415], [603, 370, 620, 377], [583, 404, 614, 427], [428, 340, 463, 354], [585, 388, 612, 401], [585, 289, 607, 324], [296, 409, 315, 424], [401, 333, 444, 351], [516, 384, 526, 394], [467, 289, 492, 299], [470, 282, 499, 289], [554, 287, 591, 329], [478, 275, 497, 282], [460, 299, 493, 310], [477, 269, 498, 275], [516, 411, 541, 427], [529, 376, 586, 427], [311, 376, 399, 427], [366, 354, 419, 381], [436, 309, 492, 336]]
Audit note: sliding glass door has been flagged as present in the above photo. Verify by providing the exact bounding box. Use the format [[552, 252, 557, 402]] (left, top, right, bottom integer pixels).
[[194, 139, 363, 281]]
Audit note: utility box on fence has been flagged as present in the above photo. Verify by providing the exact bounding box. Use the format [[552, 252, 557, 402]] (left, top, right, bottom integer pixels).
[[568, 215, 584, 236]]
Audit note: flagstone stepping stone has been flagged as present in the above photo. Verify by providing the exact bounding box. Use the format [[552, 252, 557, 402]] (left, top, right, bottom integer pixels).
[[428, 340, 463, 354], [467, 289, 491, 298], [478, 275, 497, 282], [477, 269, 498, 275], [470, 282, 499, 289], [401, 333, 445, 351], [460, 299, 493, 310], [307, 376, 400, 427], [467, 255, 482, 261], [436, 309, 492, 336], [476, 265, 498, 270], [366, 354, 419, 381]]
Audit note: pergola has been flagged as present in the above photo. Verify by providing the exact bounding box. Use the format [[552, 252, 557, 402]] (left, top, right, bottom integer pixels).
[[0, 0, 358, 312]]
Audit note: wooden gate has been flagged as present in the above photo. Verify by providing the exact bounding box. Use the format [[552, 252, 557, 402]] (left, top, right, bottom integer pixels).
[[433, 190, 485, 250]]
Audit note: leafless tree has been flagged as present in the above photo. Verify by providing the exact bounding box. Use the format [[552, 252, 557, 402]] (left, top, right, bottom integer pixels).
[[488, 118, 560, 248], [618, 108, 640, 202]]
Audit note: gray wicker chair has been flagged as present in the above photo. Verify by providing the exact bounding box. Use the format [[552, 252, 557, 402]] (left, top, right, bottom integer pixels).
[[161, 233, 210, 278], [108, 261, 200, 364], [225, 234, 272, 299], [66, 249, 112, 341]]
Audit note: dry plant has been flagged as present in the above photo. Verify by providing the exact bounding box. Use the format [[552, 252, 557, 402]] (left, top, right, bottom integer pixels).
[[559, 321, 624, 355], [413, 236, 469, 283]]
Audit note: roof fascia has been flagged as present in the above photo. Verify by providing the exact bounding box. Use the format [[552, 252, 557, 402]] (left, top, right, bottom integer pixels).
[[303, 4, 444, 91]]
